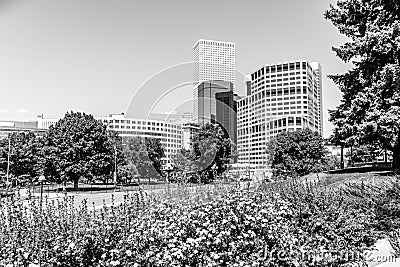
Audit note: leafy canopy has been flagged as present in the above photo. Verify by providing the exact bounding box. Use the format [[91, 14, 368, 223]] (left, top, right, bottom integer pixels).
[[268, 129, 329, 177], [45, 111, 114, 188]]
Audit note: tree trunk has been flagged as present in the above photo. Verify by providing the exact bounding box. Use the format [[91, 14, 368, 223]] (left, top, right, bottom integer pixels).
[[73, 178, 79, 191], [340, 145, 344, 169]]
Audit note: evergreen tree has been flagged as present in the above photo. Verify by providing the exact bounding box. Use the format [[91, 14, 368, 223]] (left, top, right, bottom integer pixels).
[[326, 0, 400, 168]]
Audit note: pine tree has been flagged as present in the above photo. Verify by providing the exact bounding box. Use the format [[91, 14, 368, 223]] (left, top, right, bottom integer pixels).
[[326, 0, 400, 168]]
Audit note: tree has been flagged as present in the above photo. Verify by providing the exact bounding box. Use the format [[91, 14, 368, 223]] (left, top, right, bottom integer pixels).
[[171, 148, 193, 183], [46, 111, 114, 190], [144, 137, 165, 176], [190, 123, 232, 183], [122, 137, 165, 183], [325, 0, 400, 168], [0, 132, 42, 182], [172, 148, 192, 172], [268, 129, 329, 178]]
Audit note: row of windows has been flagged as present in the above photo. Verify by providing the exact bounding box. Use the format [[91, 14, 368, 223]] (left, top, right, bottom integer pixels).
[[113, 130, 181, 138], [252, 62, 310, 80], [102, 119, 180, 129], [109, 125, 180, 134], [199, 40, 234, 47]]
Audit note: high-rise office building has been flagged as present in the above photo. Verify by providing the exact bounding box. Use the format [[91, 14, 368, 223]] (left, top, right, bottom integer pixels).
[[196, 80, 237, 145], [193, 39, 235, 122], [237, 60, 323, 170]]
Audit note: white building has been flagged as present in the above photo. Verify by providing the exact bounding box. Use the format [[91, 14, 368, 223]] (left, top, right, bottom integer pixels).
[[193, 39, 235, 122], [237, 60, 323, 171], [0, 120, 46, 139], [99, 113, 182, 164], [182, 122, 200, 150], [36, 115, 58, 129]]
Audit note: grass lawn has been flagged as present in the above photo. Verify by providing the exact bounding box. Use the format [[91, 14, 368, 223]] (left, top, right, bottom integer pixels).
[[302, 169, 397, 188]]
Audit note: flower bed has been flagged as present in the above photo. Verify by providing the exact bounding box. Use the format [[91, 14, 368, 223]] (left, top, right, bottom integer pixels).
[[0, 177, 399, 266]]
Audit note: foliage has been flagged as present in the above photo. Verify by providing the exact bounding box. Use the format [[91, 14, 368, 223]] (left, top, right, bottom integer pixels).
[[190, 123, 232, 183], [325, 0, 400, 167], [345, 144, 381, 164], [325, 155, 342, 170], [144, 137, 165, 176], [0, 132, 42, 182], [171, 149, 192, 173], [122, 137, 165, 182], [268, 129, 329, 178], [3, 174, 400, 266], [45, 111, 114, 189]]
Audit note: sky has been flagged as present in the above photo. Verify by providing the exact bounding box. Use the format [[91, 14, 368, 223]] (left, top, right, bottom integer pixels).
[[0, 0, 350, 137]]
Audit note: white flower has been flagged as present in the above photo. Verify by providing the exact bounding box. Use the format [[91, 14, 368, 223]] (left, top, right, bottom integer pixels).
[[110, 260, 120, 266]]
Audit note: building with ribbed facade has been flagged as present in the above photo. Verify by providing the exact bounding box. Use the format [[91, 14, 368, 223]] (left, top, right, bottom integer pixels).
[[99, 113, 182, 164], [237, 60, 323, 171], [36, 113, 183, 164]]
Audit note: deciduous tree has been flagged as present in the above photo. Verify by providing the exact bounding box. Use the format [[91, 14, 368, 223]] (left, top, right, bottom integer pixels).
[[46, 111, 114, 190], [268, 129, 328, 178], [0, 132, 42, 182], [190, 123, 232, 183], [122, 137, 164, 183]]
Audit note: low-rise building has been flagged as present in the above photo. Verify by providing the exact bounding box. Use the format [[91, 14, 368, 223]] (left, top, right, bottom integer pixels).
[[98, 113, 182, 164], [0, 120, 46, 139]]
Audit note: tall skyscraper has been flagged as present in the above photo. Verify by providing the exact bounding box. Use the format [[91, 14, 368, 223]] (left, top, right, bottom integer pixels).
[[193, 39, 235, 122], [196, 80, 237, 147], [237, 60, 323, 170]]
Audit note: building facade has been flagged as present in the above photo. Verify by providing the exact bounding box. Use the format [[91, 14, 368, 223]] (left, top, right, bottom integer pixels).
[[0, 120, 46, 139], [182, 122, 200, 150], [99, 113, 182, 164], [196, 80, 237, 146], [237, 60, 323, 170], [193, 39, 235, 122]]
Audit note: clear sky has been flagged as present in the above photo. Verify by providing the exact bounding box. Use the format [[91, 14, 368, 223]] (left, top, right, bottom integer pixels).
[[0, 0, 350, 137]]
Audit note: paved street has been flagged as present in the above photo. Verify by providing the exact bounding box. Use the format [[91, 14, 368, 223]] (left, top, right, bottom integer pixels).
[[22, 180, 256, 210]]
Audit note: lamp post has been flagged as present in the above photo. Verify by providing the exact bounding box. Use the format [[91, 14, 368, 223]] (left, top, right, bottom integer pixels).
[[38, 175, 46, 210], [114, 143, 117, 191]]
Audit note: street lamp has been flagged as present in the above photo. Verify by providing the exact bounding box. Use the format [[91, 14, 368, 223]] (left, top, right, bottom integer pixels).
[[38, 175, 46, 210]]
